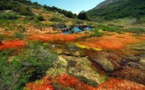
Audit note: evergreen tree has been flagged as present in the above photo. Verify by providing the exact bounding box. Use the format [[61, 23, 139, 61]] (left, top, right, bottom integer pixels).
[[78, 11, 90, 20]]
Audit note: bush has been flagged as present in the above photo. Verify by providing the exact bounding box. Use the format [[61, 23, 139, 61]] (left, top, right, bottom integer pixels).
[[127, 28, 145, 34], [0, 41, 58, 90], [12, 6, 34, 16], [0, 13, 19, 20], [49, 17, 61, 22], [98, 25, 122, 33], [90, 29, 104, 37], [13, 31, 26, 40], [78, 11, 90, 20], [20, 41, 58, 81], [37, 15, 45, 21]]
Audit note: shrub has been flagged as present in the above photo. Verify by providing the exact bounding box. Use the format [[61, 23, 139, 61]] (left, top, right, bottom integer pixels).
[[127, 28, 145, 34], [98, 25, 122, 33], [13, 6, 34, 16], [90, 29, 104, 37], [20, 41, 58, 81], [37, 15, 45, 21], [0, 41, 57, 90], [13, 31, 26, 40], [49, 16, 61, 22], [0, 13, 19, 20]]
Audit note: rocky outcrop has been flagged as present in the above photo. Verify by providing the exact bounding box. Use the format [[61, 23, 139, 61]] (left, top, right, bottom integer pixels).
[[110, 67, 145, 85], [139, 57, 145, 70], [97, 78, 145, 90], [86, 42, 145, 85], [46, 55, 108, 85], [94, 57, 114, 72]]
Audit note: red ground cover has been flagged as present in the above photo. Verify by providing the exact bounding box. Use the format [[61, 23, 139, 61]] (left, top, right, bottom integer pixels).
[[78, 33, 139, 50], [26, 76, 54, 90], [139, 35, 145, 40], [28, 34, 86, 42], [97, 78, 145, 90], [25, 74, 145, 90], [57, 73, 97, 90], [0, 40, 25, 50], [26, 74, 96, 90]]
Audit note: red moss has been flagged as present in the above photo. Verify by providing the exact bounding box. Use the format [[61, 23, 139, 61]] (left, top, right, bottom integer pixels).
[[26, 76, 54, 90], [78, 33, 139, 50], [57, 73, 97, 90], [26, 83, 53, 90], [97, 78, 145, 90], [25, 74, 96, 90], [0, 40, 25, 50], [28, 34, 86, 42]]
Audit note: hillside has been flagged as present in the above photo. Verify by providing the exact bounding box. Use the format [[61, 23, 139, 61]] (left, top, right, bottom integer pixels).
[[0, 0, 90, 35], [87, 0, 145, 20], [0, 0, 145, 90], [94, 0, 118, 9]]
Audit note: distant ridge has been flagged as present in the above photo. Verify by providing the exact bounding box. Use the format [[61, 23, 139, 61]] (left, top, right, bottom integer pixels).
[[95, 0, 118, 9], [87, 0, 145, 20]]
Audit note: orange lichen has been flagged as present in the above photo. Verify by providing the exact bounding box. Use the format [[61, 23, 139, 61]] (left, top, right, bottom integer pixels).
[[97, 78, 145, 90], [0, 40, 25, 50]]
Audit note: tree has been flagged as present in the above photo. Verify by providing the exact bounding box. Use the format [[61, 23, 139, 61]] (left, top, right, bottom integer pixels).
[[78, 11, 90, 20]]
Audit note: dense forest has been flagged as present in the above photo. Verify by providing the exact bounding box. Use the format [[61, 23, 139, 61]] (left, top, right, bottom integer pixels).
[[87, 0, 145, 20]]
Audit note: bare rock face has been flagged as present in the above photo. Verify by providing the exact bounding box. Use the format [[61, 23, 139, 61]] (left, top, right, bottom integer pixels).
[[46, 55, 108, 85], [139, 57, 145, 70], [110, 67, 145, 85], [94, 57, 114, 72], [97, 78, 145, 90], [90, 51, 120, 72]]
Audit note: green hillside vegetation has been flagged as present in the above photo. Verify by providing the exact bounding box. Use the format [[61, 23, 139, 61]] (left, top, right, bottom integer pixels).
[[95, 0, 118, 9], [0, 0, 77, 19], [87, 0, 145, 20], [43, 5, 77, 18]]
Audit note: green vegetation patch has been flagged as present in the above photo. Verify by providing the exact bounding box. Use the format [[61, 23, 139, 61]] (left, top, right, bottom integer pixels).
[[0, 41, 58, 90], [127, 28, 145, 34]]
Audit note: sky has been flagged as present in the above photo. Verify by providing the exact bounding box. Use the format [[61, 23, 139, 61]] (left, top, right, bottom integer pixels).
[[31, 0, 104, 14]]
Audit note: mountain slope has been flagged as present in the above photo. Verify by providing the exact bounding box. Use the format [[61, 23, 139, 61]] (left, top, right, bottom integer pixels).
[[0, 0, 76, 18], [87, 0, 145, 20], [95, 0, 118, 9]]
